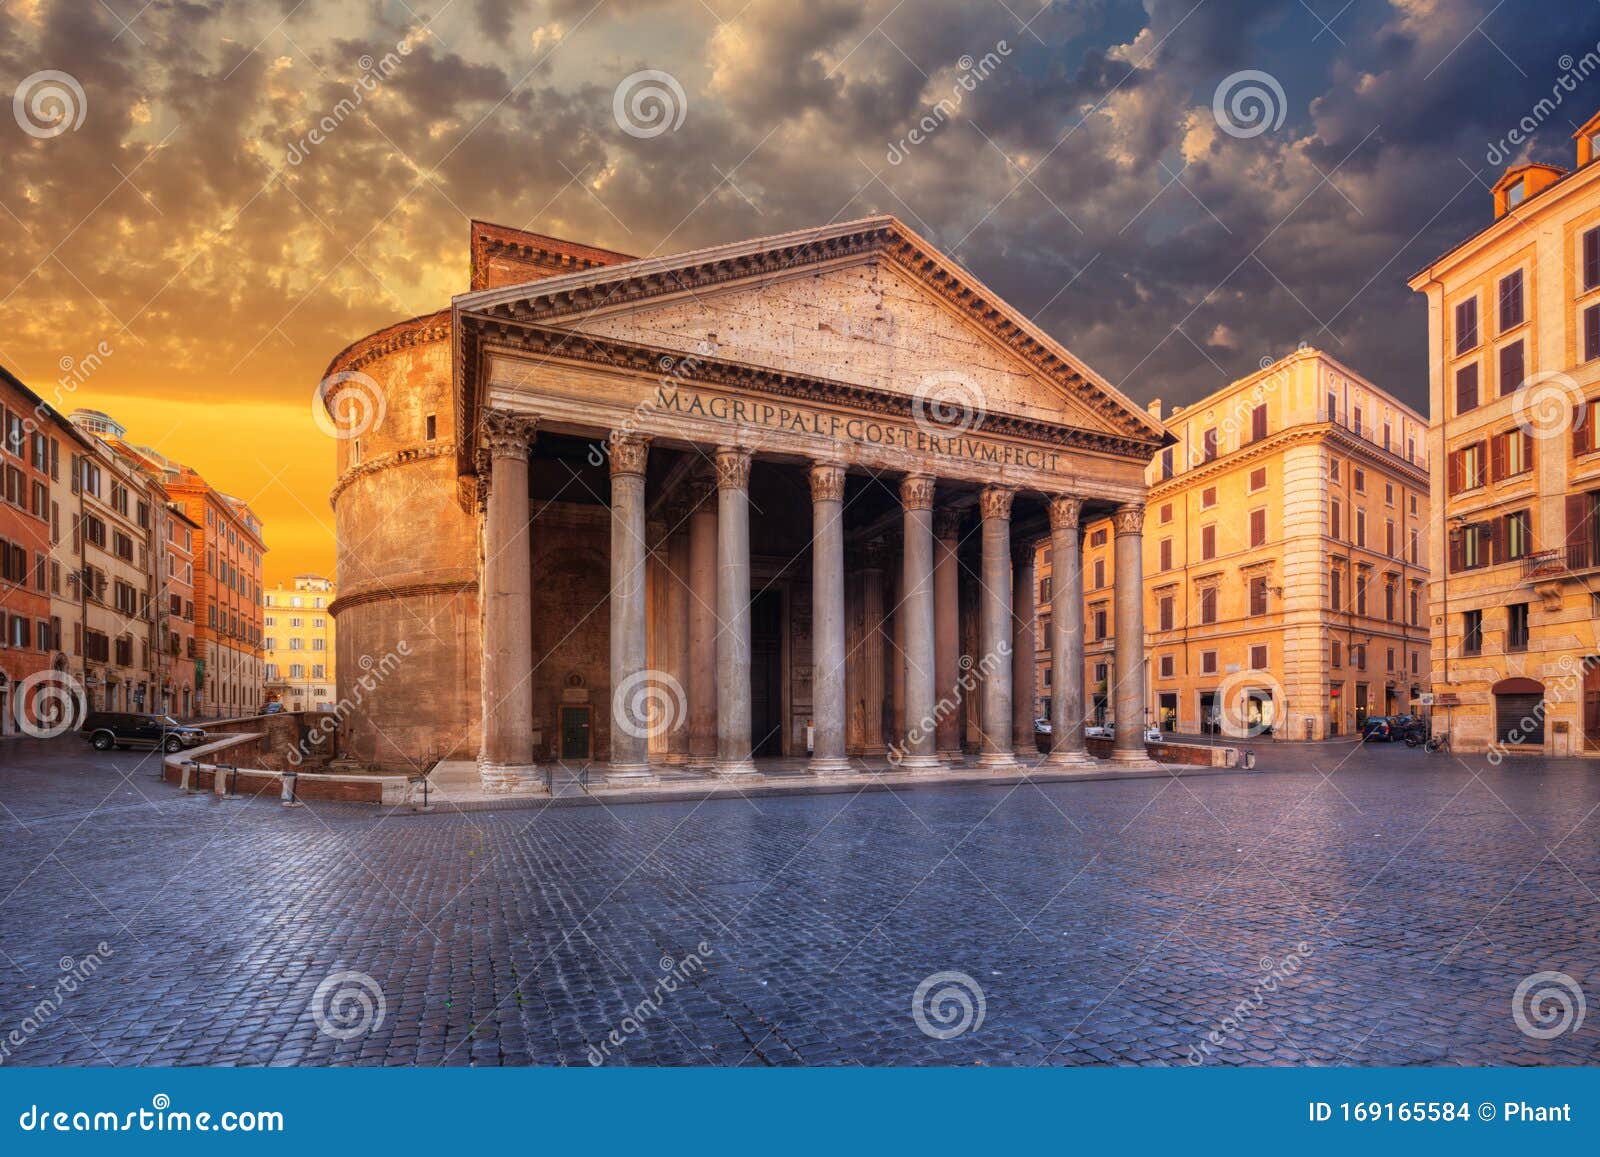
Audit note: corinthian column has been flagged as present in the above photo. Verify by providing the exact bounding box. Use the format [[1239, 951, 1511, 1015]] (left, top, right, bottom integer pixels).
[[714, 447, 757, 777], [976, 486, 1020, 770], [1111, 503, 1159, 768], [859, 542, 888, 757], [686, 479, 717, 769], [477, 409, 542, 793], [663, 524, 691, 765], [933, 507, 963, 762], [606, 434, 654, 785], [808, 462, 852, 774], [896, 474, 942, 770], [1012, 538, 1038, 763], [1046, 496, 1095, 767]]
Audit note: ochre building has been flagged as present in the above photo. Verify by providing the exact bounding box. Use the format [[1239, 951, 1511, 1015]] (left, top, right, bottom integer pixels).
[[326, 217, 1172, 787], [1410, 109, 1600, 755], [263, 574, 336, 713], [1033, 348, 1431, 741]]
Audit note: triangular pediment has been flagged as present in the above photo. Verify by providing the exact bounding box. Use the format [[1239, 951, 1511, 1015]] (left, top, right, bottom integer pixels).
[[454, 216, 1168, 448]]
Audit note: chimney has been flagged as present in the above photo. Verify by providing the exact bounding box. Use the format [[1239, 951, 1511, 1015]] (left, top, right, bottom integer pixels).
[[1146, 398, 1163, 421]]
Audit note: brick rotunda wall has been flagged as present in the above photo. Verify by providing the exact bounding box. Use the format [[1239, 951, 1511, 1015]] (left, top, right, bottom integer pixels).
[[325, 313, 482, 771]]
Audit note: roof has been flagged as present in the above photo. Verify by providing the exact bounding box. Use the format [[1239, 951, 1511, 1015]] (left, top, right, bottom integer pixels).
[[0, 362, 100, 452]]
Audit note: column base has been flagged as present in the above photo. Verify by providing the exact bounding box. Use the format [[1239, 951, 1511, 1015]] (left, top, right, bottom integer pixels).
[[894, 753, 946, 773], [1109, 750, 1162, 770], [976, 753, 1023, 772], [478, 761, 548, 794], [806, 756, 856, 776], [1045, 749, 1101, 771], [713, 759, 759, 778], [937, 748, 966, 766], [604, 763, 657, 787], [658, 752, 691, 766]]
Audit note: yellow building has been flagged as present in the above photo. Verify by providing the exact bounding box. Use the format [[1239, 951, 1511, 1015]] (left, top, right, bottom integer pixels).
[[1408, 110, 1600, 755], [263, 574, 336, 713], [1034, 348, 1431, 740]]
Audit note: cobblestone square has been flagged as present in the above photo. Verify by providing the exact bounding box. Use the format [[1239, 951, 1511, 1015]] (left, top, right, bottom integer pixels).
[[1, 738, 1594, 1066]]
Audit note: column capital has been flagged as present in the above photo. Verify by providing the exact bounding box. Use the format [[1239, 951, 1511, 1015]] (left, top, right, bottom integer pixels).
[[1048, 495, 1084, 531], [608, 433, 650, 478], [1112, 503, 1145, 537], [933, 506, 964, 539], [900, 473, 936, 511], [480, 409, 537, 461], [979, 486, 1015, 521], [809, 462, 847, 503], [714, 446, 752, 491]]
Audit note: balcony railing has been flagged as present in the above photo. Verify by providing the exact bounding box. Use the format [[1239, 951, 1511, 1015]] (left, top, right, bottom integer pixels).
[[1315, 409, 1429, 471]]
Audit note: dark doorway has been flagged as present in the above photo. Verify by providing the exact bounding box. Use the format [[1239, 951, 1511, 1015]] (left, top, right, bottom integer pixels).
[[1586, 661, 1600, 750], [1199, 691, 1218, 735], [560, 705, 591, 760], [750, 589, 784, 757], [1158, 692, 1177, 732]]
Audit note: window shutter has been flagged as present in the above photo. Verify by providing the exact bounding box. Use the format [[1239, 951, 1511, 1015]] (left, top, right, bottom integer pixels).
[[1447, 450, 1462, 494], [1490, 433, 1505, 482], [1481, 519, 1497, 567], [1586, 228, 1600, 290], [1524, 429, 1536, 471], [1499, 340, 1524, 396], [1568, 494, 1592, 565], [1575, 405, 1590, 457], [1448, 530, 1464, 573], [1587, 305, 1600, 361]]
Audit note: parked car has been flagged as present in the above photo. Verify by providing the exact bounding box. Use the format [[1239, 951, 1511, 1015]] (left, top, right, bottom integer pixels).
[[1145, 726, 1163, 744], [1033, 717, 1052, 753], [1361, 715, 1394, 742], [261, 702, 285, 714], [80, 712, 207, 753], [1085, 723, 1114, 739]]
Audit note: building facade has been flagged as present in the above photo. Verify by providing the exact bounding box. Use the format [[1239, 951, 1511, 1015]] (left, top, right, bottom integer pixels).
[[1410, 110, 1600, 755], [1033, 348, 1431, 740], [327, 216, 1172, 784], [264, 574, 336, 713]]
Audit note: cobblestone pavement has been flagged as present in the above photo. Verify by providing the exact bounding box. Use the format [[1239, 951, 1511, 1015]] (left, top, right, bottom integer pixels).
[[0, 734, 1595, 1066]]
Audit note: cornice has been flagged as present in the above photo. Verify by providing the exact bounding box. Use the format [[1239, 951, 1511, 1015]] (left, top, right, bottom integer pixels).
[[1150, 421, 1427, 498], [321, 311, 452, 382], [328, 577, 478, 617], [329, 443, 456, 508]]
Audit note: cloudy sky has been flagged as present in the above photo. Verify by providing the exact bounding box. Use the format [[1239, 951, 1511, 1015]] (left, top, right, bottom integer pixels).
[[3, 0, 1598, 577]]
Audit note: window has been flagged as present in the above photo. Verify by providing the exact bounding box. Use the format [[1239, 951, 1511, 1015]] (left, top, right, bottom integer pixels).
[[1499, 339, 1525, 396], [1203, 428, 1218, 461], [1201, 486, 1217, 509], [1462, 609, 1483, 656], [1353, 468, 1365, 494], [1201, 524, 1216, 560], [1503, 509, 1532, 560], [425, 414, 437, 441], [1161, 446, 1174, 479], [1249, 644, 1268, 669], [1158, 594, 1174, 631], [1249, 467, 1266, 492], [1330, 498, 1342, 540], [1499, 269, 1524, 330], [1384, 582, 1396, 621], [1250, 405, 1267, 442], [1355, 509, 1366, 548], [1506, 178, 1526, 208], [1159, 502, 1173, 524], [1585, 226, 1600, 291], [1093, 558, 1106, 589], [1507, 602, 1530, 652], [1454, 297, 1479, 354], [1455, 362, 1479, 414], [1330, 567, 1343, 611], [1198, 586, 1217, 624], [1200, 650, 1217, 675], [1410, 585, 1420, 626], [1090, 528, 1107, 547], [1574, 398, 1600, 455], [1331, 640, 1342, 668], [1249, 508, 1266, 547], [1327, 455, 1340, 483], [1585, 303, 1600, 362], [1352, 643, 1367, 671], [1356, 573, 1368, 616], [1159, 538, 1173, 571], [1448, 442, 1486, 493], [1249, 576, 1268, 616], [1385, 520, 1395, 557], [1038, 577, 1052, 604], [1451, 522, 1491, 572], [1092, 606, 1108, 640], [1494, 428, 1533, 479], [1158, 655, 1174, 679]]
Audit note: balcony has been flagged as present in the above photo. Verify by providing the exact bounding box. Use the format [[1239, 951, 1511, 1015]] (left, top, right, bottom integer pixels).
[[1315, 409, 1429, 471]]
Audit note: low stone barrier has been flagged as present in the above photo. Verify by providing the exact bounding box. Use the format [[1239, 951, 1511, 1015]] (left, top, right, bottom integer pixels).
[[162, 733, 411, 805], [1084, 736, 1238, 767]]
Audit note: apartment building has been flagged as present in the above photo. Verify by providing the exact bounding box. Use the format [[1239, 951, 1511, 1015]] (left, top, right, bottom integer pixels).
[[263, 574, 336, 713], [1033, 347, 1431, 740], [1409, 109, 1600, 755]]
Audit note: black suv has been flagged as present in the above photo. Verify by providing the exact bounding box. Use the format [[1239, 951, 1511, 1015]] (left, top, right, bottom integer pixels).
[[80, 712, 207, 753]]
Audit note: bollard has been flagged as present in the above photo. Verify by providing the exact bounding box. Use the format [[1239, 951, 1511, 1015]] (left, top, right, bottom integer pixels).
[[280, 768, 302, 808], [413, 775, 433, 814], [219, 763, 239, 800], [180, 760, 198, 794]]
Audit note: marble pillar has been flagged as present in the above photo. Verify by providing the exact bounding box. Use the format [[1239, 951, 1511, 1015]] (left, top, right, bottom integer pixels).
[[933, 507, 963, 763], [663, 523, 692, 764], [859, 542, 888, 757], [606, 434, 654, 785], [808, 462, 853, 774], [1012, 538, 1038, 763], [897, 474, 942, 771], [976, 486, 1020, 770], [478, 409, 541, 793], [686, 481, 718, 769], [1111, 504, 1158, 768], [1046, 496, 1096, 767], [713, 447, 757, 777]]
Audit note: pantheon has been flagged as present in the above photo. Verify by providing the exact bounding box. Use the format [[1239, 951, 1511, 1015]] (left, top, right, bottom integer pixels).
[[324, 216, 1171, 791]]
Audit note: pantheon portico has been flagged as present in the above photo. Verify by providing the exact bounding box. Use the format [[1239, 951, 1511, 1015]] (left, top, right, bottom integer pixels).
[[325, 216, 1171, 790]]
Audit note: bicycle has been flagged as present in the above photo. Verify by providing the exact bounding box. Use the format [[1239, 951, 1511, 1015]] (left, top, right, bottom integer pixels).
[[1423, 731, 1450, 754]]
